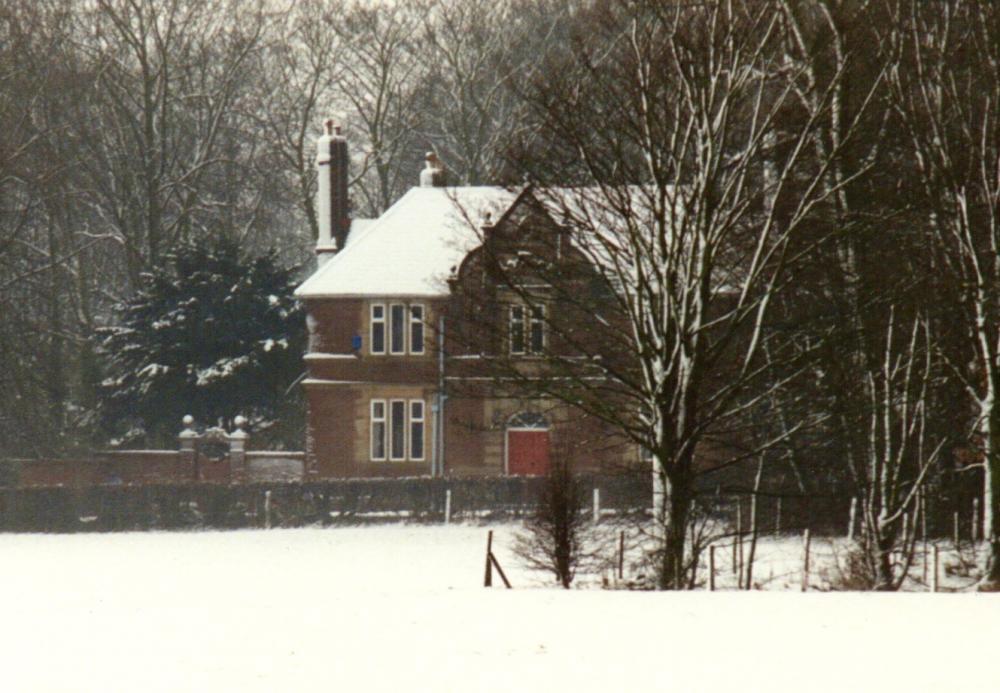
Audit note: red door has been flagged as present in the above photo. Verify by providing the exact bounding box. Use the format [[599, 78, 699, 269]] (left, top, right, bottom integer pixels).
[[507, 429, 550, 476]]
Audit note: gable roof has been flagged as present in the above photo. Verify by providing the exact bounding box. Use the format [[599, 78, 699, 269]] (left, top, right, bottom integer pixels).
[[343, 218, 374, 248], [295, 186, 520, 299]]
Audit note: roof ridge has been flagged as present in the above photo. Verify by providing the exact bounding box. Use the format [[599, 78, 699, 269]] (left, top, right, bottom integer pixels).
[[296, 185, 518, 298]]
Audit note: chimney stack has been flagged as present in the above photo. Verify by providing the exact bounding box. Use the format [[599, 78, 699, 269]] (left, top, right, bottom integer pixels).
[[316, 119, 350, 265], [420, 151, 447, 187]]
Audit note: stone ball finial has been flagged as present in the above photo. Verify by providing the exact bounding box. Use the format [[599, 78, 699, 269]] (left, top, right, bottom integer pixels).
[[182, 415, 194, 428], [234, 415, 247, 430]]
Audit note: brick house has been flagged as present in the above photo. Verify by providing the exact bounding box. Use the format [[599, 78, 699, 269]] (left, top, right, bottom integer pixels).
[[295, 124, 630, 478]]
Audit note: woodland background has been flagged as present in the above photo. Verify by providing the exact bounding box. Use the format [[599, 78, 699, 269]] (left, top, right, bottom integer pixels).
[[0, 0, 557, 453], [1, 0, 997, 523]]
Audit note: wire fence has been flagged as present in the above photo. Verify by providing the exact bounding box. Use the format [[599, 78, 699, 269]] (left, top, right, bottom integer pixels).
[[682, 533, 987, 593], [593, 491, 990, 592]]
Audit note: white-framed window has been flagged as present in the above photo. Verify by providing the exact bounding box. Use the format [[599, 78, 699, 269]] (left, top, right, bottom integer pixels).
[[410, 304, 425, 354], [409, 400, 425, 461], [370, 304, 386, 354], [371, 302, 428, 356], [529, 305, 545, 353], [370, 398, 427, 462], [370, 400, 387, 460], [389, 399, 407, 460], [510, 305, 525, 355], [390, 304, 406, 354], [510, 304, 545, 355]]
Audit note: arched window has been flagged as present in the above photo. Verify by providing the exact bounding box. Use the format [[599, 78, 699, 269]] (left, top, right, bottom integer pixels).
[[506, 412, 548, 429]]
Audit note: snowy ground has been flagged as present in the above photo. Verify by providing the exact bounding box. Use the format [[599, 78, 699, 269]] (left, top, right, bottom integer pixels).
[[1, 524, 999, 692]]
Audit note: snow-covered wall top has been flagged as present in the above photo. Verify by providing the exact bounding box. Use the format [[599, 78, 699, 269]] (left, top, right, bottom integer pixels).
[[295, 186, 519, 299]]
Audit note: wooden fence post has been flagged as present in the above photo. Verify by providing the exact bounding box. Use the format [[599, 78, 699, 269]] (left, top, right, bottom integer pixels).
[[920, 491, 927, 543], [709, 545, 716, 591], [801, 529, 811, 592], [848, 497, 857, 541], [264, 489, 272, 529], [593, 487, 601, 524], [618, 530, 625, 581], [922, 535, 928, 584], [444, 488, 452, 525], [490, 551, 512, 589], [736, 497, 744, 588], [953, 511, 960, 546], [775, 497, 782, 534], [484, 530, 494, 587], [746, 465, 762, 591], [973, 498, 980, 543], [932, 544, 939, 593], [732, 502, 738, 576], [482, 530, 511, 589]]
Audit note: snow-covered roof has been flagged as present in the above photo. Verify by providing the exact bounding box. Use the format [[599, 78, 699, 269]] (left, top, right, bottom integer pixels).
[[536, 185, 682, 240], [296, 186, 519, 298], [343, 219, 373, 249]]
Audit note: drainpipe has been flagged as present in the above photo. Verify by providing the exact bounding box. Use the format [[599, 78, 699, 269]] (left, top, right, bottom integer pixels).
[[435, 314, 447, 477]]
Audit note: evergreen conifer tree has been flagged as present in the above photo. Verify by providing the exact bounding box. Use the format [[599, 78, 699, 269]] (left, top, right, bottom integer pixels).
[[99, 237, 305, 448]]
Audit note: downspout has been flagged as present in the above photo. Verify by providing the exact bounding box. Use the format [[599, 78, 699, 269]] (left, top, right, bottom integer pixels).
[[435, 314, 447, 477]]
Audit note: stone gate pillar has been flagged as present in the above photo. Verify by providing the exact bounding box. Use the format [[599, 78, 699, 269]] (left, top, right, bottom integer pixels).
[[178, 415, 199, 481], [228, 416, 249, 483]]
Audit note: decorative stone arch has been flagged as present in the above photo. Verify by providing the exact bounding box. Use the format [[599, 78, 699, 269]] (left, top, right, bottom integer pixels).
[[198, 426, 231, 461], [177, 415, 248, 481], [505, 411, 550, 476]]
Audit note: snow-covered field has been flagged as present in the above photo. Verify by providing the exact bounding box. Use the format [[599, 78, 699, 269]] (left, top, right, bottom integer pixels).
[[1, 524, 998, 692]]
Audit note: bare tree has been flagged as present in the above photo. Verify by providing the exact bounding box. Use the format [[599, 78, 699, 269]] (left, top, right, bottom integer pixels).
[[415, 0, 561, 185], [884, 0, 1000, 587], [514, 457, 590, 588], [0, 0, 108, 455], [848, 310, 942, 590], [331, 0, 428, 216], [73, 0, 274, 285], [254, 0, 343, 250], [776, 0, 904, 495], [465, 1, 877, 589], [1, 0, 309, 455]]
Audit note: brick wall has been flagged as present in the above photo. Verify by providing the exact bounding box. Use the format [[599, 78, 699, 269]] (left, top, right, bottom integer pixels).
[[7, 451, 190, 488], [1, 449, 307, 488]]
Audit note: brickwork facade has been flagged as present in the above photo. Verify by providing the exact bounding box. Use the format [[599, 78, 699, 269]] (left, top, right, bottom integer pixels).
[[299, 193, 634, 478]]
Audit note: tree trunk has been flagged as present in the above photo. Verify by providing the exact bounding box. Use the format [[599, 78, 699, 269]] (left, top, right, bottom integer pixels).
[[657, 472, 693, 590], [745, 458, 764, 590], [874, 525, 896, 591], [981, 401, 1000, 587]]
